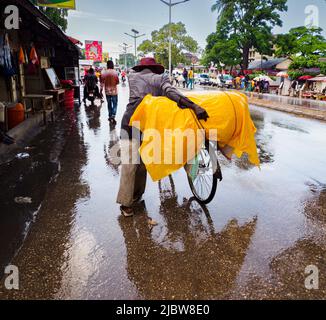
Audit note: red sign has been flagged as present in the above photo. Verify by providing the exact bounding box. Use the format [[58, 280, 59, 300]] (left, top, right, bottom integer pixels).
[[85, 40, 103, 62]]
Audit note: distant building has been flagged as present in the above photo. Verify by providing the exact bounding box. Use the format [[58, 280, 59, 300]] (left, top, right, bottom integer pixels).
[[248, 58, 292, 75], [249, 48, 276, 63]]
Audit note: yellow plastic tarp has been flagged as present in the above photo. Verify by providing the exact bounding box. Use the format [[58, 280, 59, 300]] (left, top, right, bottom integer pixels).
[[130, 91, 260, 181]]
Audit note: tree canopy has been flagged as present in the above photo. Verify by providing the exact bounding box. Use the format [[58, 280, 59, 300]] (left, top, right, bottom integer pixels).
[[275, 26, 326, 58], [275, 26, 326, 79], [204, 0, 288, 69], [138, 22, 198, 68], [30, 0, 68, 32], [202, 33, 241, 70]]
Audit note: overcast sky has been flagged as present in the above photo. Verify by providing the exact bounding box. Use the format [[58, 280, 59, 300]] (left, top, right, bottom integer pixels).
[[66, 0, 326, 60]]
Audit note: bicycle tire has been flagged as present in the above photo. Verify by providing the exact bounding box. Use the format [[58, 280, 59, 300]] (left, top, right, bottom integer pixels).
[[187, 141, 222, 204]]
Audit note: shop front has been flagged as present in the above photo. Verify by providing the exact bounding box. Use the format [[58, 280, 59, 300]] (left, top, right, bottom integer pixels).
[[0, 0, 80, 143]]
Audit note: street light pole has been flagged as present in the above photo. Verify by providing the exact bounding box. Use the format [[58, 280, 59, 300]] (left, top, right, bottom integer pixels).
[[169, 0, 172, 77], [124, 29, 145, 66], [160, 0, 190, 76], [119, 43, 132, 70]]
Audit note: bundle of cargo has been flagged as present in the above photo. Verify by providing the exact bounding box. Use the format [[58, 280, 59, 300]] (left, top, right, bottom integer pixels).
[[130, 91, 260, 181]]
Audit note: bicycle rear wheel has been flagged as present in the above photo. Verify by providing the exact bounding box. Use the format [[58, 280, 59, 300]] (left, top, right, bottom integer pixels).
[[187, 141, 222, 204]]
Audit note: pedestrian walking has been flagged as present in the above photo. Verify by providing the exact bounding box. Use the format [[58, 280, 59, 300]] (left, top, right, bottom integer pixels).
[[290, 80, 298, 97], [177, 73, 184, 87], [251, 80, 256, 92], [245, 74, 250, 90], [117, 57, 209, 217], [235, 75, 241, 90], [260, 80, 265, 93], [188, 67, 194, 90], [182, 68, 188, 88], [173, 72, 179, 87], [101, 60, 120, 124]]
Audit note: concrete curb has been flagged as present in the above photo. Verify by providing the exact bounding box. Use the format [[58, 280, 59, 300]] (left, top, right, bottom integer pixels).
[[0, 112, 54, 164], [248, 97, 326, 122]]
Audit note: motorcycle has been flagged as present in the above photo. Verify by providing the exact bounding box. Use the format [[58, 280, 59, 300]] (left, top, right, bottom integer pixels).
[[85, 88, 96, 106], [84, 86, 103, 107], [121, 76, 126, 86]]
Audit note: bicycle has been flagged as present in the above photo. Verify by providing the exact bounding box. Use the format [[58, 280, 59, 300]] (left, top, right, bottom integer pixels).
[[186, 140, 223, 205]]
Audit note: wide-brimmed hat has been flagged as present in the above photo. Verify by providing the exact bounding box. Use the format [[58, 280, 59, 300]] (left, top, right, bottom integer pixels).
[[132, 57, 165, 74]]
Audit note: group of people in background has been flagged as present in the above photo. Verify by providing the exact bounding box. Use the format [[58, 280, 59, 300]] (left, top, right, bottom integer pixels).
[[234, 74, 270, 93], [83, 61, 121, 125], [173, 67, 195, 90]]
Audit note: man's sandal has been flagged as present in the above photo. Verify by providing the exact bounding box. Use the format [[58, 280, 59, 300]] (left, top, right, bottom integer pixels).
[[120, 206, 134, 217]]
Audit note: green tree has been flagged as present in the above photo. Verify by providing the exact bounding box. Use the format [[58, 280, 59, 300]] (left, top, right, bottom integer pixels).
[[275, 26, 326, 58], [208, 0, 288, 69], [202, 33, 241, 70], [119, 53, 136, 68], [288, 55, 326, 78], [275, 26, 326, 78], [80, 48, 86, 59], [30, 0, 68, 31], [138, 22, 198, 68]]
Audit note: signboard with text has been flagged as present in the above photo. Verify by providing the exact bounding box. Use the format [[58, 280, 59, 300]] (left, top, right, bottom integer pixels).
[[85, 40, 103, 62], [37, 0, 76, 9]]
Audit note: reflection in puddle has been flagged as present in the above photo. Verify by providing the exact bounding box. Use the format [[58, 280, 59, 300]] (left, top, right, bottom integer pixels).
[[85, 104, 102, 134], [219, 109, 275, 171], [252, 111, 275, 165], [118, 175, 258, 299], [104, 123, 121, 176], [271, 121, 309, 134]]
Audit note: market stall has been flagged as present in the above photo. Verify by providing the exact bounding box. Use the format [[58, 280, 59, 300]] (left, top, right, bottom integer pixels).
[[307, 75, 326, 100], [0, 0, 80, 137]]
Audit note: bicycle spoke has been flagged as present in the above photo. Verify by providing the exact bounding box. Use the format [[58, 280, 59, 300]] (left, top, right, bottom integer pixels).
[[188, 142, 219, 203]]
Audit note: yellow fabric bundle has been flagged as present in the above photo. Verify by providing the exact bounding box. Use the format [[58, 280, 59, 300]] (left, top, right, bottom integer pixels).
[[130, 91, 260, 181]]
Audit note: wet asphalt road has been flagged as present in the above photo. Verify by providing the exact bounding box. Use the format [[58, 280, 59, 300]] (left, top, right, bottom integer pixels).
[[1, 85, 326, 300]]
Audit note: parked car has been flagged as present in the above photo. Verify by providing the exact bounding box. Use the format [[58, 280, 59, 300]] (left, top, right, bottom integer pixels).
[[221, 75, 234, 88], [197, 74, 211, 86]]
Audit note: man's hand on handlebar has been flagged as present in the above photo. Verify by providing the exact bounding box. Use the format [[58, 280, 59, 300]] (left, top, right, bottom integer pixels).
[[191, 104, 209, 122], [178, 97, 209, 122]]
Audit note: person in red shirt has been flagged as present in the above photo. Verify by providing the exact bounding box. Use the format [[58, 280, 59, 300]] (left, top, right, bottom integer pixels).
[[121, 70, 127, 85], [101, 61, 120, 124]]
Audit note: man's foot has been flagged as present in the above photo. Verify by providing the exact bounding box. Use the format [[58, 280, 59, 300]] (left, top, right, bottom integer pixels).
[[120, 206, 134, 217], [111, 117, 117, 125]]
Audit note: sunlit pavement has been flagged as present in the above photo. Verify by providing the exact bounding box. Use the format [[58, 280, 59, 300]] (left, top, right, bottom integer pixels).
[[1, 85, 326, 300]]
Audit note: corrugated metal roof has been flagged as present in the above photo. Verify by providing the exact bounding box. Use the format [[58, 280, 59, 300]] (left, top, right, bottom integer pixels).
[[248, 58, 287, 70]]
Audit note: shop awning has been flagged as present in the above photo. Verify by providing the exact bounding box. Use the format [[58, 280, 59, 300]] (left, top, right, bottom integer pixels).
[[298, 75, 314, 81], [308, 76, 326, 82], [67, 36, 83, 46]]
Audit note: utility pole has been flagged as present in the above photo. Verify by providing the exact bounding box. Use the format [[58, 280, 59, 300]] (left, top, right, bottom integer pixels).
[[159, 0, 190, 76], [124, 29, 145, 66], [119, 43, 132, 70]]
